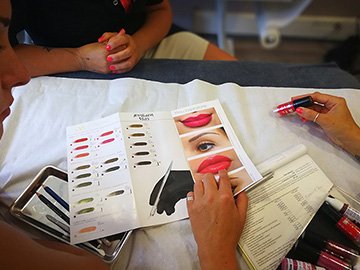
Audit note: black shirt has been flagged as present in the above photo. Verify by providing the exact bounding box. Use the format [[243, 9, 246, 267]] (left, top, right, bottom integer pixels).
[[9, 0, 162, 47]]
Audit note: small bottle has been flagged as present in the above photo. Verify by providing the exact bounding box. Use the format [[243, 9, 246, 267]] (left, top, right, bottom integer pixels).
[[294, 241, 353, 270], [281, 257, 325, 270], [326, 196, 360, 226], [273, 96, 314, 116], [320, 202, 360, 247], [302, 230, 359, 264]]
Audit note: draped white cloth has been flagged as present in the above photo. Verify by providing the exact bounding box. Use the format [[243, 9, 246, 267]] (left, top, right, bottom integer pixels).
[[1, 77, 359, 269]]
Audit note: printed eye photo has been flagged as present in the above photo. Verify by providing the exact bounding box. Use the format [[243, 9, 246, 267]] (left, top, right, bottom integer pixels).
[[174, 107, 222, 135], [181, 127, 231, 158], [188, 148, 243, 182]]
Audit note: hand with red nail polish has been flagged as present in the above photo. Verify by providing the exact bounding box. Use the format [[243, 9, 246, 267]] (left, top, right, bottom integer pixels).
[[101, 28, 143, 74], [76, 42, 113, 74], [9, 0, 173, 77], [293, 92, 360, 156]]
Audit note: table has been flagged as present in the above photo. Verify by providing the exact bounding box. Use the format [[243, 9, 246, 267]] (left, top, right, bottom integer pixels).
[[57, 59, 360, 89], [1, 60, 359, 270]]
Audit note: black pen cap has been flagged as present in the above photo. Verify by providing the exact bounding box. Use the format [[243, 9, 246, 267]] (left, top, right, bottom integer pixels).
[[319, 201, 342, 223], [302, 231, 327, 250], [293, 96, 314, 109], [294, 241, 320, 265]]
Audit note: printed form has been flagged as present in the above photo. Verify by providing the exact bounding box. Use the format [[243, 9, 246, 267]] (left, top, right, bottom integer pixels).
[[238, 145, 333, 270]]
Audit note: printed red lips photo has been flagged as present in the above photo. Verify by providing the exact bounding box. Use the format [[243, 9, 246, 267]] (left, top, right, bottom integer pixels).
[[197, 155, 232, 174], [181, 113, 212, 128], [188, 149, 243, 182], [174, 108, 222, 135]]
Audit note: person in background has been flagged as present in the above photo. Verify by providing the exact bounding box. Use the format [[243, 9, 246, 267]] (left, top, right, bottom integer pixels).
[[294, 92, 360, 161], [1, 1, 108, 269], [1, 3, 246, 269], [9, 0, 236, 77], [3, 2, 358, 269]]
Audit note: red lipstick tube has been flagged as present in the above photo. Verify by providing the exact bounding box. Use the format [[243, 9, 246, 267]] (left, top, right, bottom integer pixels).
[[302, 230, 359, 264], [320, 201, 360, 247], [326, 196, 360, 226], [281, 257, 325, 270], [295, 241, 353, 270], [273, 96, 314, 116]]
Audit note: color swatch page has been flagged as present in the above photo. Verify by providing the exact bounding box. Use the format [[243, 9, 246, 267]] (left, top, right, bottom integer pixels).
[[66, 100, 262, 244]]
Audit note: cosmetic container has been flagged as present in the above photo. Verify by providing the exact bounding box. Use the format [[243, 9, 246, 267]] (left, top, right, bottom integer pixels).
[[273, 96, 314, 116]]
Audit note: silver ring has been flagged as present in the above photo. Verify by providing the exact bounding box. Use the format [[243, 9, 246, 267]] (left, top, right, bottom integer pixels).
[[187, 195, 194, 201], [313, 113, 320, 123]]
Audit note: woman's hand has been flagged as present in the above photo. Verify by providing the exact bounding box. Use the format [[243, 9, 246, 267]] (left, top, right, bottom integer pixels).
[[294, 92, 360, 157], [76, 42, 113, 74], [98, 30, 142, 74], [187, 170, 248, 270]]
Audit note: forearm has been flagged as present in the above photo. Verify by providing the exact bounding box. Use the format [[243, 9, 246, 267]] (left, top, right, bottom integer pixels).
[[0, 222, 109, 270], [340, 125, 360, 159], [14, 44, 83, 77], [132, 0, 172, 57], [198, 247, 239, 270]]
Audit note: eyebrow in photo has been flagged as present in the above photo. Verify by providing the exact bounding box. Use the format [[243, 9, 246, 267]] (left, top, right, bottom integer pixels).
[[188, 131, 221, 143]]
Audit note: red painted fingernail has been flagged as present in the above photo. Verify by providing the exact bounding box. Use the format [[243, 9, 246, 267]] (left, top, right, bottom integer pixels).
[[301, 117, 307, 123], [107, 56, 113, 62], [296, 107, 303, 114], [106, 45, 112, 51], [119, 28, 125, 34], [98, 35, 104, 42], [109, 65, 116, 71]]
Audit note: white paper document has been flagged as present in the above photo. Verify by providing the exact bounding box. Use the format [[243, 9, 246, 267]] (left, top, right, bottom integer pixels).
[[238, 145, 333, 270], [66, 100, 262, 244]]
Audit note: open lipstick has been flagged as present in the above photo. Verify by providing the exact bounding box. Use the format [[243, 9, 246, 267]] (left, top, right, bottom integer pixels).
[[320, 201, 360, 247], [197, 155, 231, 174], [273, 96, 314, 116], [181, 113, 212, 128]]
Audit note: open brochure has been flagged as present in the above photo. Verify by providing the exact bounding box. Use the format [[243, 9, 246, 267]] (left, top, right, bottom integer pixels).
[[66, 100, 262, 244], [238, 144, 333, 270]]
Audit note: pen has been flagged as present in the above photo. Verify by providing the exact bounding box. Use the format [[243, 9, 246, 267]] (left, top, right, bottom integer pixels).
[[150, 161, 173, 216], [36, 192, 70, 224], [46, 214, 70, 233], [42, 185, 69, 211], [47, 214, 107, 254]]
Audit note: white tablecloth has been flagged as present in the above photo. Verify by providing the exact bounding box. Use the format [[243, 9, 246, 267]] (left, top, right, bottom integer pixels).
[[1, 77, 359, 269]]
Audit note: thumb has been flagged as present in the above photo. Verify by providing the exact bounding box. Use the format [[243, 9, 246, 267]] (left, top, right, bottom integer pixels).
[[235, 192, 248, 220], [296, 107, 322, 124]]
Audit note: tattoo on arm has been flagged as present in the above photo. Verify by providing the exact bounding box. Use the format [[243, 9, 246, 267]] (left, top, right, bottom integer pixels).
[[42, 46, 54, 52]]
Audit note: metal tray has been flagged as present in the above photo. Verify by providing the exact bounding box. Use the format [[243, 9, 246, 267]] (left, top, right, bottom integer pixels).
[[10, 165, 131, 263]]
